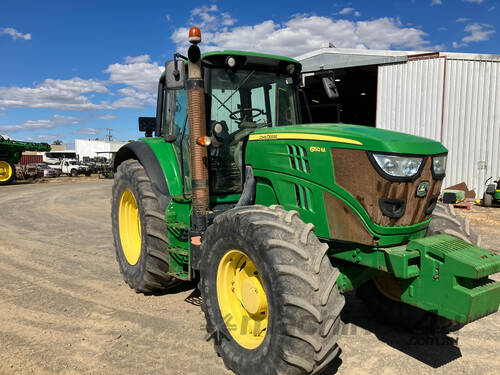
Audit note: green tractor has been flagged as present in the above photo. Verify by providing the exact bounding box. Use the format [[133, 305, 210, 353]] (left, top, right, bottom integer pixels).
[[483, 177, 500, 207], [0, 135, 51, 185], [111, 28, 500, 374]]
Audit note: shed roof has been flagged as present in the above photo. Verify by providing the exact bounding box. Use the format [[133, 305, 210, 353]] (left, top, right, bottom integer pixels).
[[295, 47, 500, 73]]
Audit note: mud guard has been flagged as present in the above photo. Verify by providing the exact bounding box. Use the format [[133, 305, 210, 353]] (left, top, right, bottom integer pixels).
[[114, 141, 171, 211]]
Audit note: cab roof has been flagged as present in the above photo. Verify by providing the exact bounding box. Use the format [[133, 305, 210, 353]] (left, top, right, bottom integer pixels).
[[160, 50, 301, 81]]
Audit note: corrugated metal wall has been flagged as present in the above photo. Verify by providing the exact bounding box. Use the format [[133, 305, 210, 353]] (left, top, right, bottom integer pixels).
[[20, 154, 43, 165], [377, 57, 445, 141], [442, 59, 500, 198], [377, 57, 500, 198]]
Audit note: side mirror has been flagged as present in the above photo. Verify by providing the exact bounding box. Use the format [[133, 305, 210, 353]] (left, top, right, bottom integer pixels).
[[165, 60, 185, 90], [322, 76, 339, 100], [138, 117, 156, 137]]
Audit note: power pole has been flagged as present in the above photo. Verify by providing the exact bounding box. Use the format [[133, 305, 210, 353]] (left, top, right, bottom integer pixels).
[[106, 128, 113, 141]]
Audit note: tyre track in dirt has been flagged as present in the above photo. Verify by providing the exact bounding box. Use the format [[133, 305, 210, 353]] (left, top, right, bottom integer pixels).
[[0, 180, 228, 375]]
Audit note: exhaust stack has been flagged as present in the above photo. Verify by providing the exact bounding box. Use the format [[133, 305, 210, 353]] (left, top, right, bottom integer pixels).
[[186, 27, 210, 221]]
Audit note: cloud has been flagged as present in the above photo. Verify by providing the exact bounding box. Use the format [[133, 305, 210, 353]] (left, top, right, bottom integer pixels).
[[189, 5, 236, 30], [26, 134, 64, 142], [463, 0, 483, 3], [104, 56, 163, 93], [453, 22, 495, 47], [338, 8, 361, 17], [0, 77, 110, 111], [0, 55, 163, 111], [431, 0, 442, 5], [456, 17, 471, 22], [339, 8, 355, 15], [96, 114, 117, 120], [111, 87, 156, 109], [172, 12, 434, 57], [462, 23, 495, 43], [124, 55, 151, 64], [0, 115, 83, 133], [75, 128, 98, 135], [0, 27, 31, 40]]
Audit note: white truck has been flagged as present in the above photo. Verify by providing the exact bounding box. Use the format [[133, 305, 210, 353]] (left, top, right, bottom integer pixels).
[[53, 158, 91, 177]]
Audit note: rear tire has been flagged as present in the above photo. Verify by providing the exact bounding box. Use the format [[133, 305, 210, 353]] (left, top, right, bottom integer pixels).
[[200, 205, 344, 375], [112, 159, 179, 293], [0, 159, 15, 186], [358, 202, 478, 333]]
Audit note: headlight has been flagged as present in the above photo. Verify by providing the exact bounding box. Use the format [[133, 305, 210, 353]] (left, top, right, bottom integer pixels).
[[372, 153, 424, 178], [432, 155, 447, 177]]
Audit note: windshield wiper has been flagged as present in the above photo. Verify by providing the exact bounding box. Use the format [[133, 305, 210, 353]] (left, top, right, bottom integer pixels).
[[209, 92, 233, 114], [217, 70, 255, 110]]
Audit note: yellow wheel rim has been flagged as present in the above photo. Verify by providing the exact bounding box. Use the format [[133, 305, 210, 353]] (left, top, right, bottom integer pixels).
[[118, 188, 142, 265], [0, 161, 13, 182], [373, 273, 402, 302], [217, 250, 268, 349]]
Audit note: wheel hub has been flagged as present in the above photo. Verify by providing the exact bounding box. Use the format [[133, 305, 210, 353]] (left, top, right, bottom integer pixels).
[[0, 161, 12, 182], [217, 250, 268, 349], [240, 277, 267, 315]]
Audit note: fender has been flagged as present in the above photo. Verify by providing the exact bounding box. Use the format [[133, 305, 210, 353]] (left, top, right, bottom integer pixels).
[[114, 141, 170, 211]]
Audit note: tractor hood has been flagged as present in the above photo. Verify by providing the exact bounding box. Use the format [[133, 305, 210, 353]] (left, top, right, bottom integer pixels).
[[249, 123, 447, 155]]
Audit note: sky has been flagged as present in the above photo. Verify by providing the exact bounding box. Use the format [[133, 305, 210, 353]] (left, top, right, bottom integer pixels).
[[0, 0, 498, 147]]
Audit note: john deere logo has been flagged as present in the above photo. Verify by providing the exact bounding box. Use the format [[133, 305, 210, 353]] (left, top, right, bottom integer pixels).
[[416, 181, 429, 197]]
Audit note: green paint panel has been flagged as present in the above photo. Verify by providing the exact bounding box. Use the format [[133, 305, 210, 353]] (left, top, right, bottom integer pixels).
[[165, 199, 191, 280], [248, 142, 431, 246], [330, 235, 500, 323], [0, 137, 51, 164], [249, 124, 447, 155], [140, 137, 184, 196], [401, 235, 500, 323], [202, 50, 299, 64]]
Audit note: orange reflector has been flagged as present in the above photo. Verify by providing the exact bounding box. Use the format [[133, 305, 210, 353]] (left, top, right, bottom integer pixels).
[[191, 236, 201, 245], [196, 136, 211, 147], [189, 27, 201, 43]]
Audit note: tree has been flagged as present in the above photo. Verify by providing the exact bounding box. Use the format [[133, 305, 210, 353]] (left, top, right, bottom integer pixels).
[[52, 140, 63, 145]]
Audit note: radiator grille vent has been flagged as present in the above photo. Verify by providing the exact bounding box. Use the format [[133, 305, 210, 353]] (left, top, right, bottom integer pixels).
[[294, 183, 311, 211], [287, 145, 310, 173]]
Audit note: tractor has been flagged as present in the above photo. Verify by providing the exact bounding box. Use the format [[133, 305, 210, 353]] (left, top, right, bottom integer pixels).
[[0, 135, 51, 185], [111, 28, 500, 374], [483, 177, 500, 207]]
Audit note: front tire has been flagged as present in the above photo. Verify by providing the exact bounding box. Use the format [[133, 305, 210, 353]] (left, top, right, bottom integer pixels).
[[70, 169, 78, 177], [0, 159, 15, 186], [200, 205, 344, 375], [111, 159, 179, 293]]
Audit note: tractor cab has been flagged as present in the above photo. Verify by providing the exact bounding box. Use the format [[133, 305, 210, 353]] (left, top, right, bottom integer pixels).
[[149, 51, 302, 197]]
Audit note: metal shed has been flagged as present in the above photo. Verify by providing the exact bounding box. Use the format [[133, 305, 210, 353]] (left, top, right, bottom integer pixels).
[[295, 48, 500, 198]]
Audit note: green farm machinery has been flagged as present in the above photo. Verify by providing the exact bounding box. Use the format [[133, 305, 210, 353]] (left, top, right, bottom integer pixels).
[[482, 177, 500, 207], [0, 136, 50, 185], [111, 28, 500, 374]]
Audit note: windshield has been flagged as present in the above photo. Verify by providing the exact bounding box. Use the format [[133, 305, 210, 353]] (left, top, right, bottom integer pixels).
[[206, 69, 299, 195], [69, 161, 78, 165], [208, 68, 299, 129]]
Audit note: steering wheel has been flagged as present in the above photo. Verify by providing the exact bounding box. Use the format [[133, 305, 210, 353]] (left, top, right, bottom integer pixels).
[[229, 108, 264, 125]]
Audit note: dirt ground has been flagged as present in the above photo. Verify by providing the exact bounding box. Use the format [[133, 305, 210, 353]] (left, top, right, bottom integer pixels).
[[0, 179, 499, 375]]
